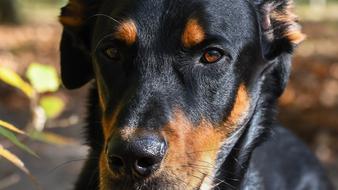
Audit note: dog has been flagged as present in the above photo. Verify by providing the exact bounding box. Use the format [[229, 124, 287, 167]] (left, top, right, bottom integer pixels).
[[59, 0, 333, 189]]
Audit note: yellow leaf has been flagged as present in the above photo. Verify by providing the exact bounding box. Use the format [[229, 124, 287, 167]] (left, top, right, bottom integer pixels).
[[0, 67, 35, 98], [0, 144, 29, 174], [0, 144, 41, 190], [0, 120, 25, 135]]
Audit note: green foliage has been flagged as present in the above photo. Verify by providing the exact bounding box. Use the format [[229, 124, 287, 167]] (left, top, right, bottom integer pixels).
[[39, 96, 65, 119], [0, 62, 68, 187], [0, 126, 37, 157]]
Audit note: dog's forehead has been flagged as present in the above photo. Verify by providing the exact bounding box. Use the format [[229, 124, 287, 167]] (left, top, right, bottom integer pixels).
[[96, 0, 254, 43]]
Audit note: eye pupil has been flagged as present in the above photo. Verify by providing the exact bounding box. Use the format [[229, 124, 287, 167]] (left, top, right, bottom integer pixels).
[[202, 49, 223, 63]]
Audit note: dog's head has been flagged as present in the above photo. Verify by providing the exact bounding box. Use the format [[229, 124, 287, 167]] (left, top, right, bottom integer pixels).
[[59, 0, 304, 189]]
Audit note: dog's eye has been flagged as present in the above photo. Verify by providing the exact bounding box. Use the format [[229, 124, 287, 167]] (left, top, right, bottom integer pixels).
[[201, 49, 224, 64], [104, 47, 120, 60]]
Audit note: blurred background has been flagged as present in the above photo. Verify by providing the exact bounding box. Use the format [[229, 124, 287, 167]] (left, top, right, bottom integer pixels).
[[0, 0, 337, 189]]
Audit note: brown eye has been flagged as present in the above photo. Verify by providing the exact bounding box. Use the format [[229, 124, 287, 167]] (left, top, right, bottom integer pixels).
[[201, 49, 223, 64], [104, 47, 119, 60]]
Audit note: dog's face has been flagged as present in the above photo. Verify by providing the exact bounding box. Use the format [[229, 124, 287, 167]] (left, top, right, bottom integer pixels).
[[60, 0, 304, 189]]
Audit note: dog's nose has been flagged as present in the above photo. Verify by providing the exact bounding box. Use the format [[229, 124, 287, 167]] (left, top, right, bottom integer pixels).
[[107, 136, 167, 177]]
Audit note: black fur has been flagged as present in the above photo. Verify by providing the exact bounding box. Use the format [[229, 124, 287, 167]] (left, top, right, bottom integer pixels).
[[59, 0, 333, 189]]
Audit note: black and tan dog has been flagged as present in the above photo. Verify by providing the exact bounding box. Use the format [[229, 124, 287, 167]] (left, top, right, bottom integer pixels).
[[59, 0, 332, 189]]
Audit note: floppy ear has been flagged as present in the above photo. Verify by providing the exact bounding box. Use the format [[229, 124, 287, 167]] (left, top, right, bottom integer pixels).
[[59, 0, 100, 89], [256, 0, 305, 60]]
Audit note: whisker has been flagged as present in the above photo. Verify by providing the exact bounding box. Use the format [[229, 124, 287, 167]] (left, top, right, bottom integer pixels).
[[185, 148, 220, 155], [47, 158, 93, 174], [193, 160, 215, 167], [88, 14, 122, 24], [183, 163, 214, 169], [233, 157, 244, 169], [170, 170, 188, 184], [170, 164, 239, 190], [93, 33, 114, 53], [211, 177, 237, 190]]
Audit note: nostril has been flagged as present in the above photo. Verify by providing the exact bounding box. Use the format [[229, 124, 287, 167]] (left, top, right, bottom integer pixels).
[[108, 155, 124, 171], [138, 157, 156, 168], [134, 157, 158, 176]]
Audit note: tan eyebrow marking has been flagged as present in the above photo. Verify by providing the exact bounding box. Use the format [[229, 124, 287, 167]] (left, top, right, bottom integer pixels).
[[114, 20, 137, 45], [182, 19, 205, 48]]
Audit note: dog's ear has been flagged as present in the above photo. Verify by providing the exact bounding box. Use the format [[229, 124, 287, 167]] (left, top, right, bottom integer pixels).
[[59, 0, 100, 89], [256, 0, 305, 60]]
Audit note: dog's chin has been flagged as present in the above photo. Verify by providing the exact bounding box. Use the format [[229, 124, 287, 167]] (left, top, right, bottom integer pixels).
[[103, 178, 183, 190], [102, 173, 211, 190]]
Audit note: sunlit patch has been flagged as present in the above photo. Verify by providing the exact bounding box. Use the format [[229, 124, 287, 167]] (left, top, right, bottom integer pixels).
[[114, 20, 138, 45], [182, 19, 205, 48]]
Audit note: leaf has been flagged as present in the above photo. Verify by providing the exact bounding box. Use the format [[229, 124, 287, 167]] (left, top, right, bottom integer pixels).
[[0, 67, 35, 98], [29, 131, 77, 145], [39, 96, 65, 119], [0, 144, 41, 190], [0, 144, 29, 174], [0, 126, 38, 157], [26, 63, 60, 93], [0, 120, 25, 135]]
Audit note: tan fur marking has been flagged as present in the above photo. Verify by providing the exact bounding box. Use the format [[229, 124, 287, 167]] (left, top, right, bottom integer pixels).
[[114, 20, 137, 45], [284, 30, 306, 44], [270, 2, 306, 44], [101, 104, 124, 140], [99, 152, 110, 190], [182, 19, 205, 48], [161, 111, 225, 189], [227, 84, 250, 126]]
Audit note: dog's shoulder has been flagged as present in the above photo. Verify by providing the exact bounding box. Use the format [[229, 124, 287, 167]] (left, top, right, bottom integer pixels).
[[243, 125, 333, 190]]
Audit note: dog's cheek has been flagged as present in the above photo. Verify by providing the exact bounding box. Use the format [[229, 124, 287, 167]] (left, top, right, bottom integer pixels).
[[225, 84, 250, 127], [159, 84, 250, 187], [161, 111, 226, 188]]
